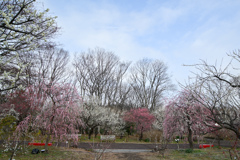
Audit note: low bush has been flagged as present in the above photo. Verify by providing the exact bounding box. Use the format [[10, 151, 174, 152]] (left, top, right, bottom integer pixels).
[[185, 149, 193, 153], [144, 138, 150, 142]]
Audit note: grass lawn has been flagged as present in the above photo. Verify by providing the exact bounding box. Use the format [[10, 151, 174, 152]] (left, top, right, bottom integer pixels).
[[0, 133, 237, 159], [0, 145, 237, 160], [164, 148, 230, 160]]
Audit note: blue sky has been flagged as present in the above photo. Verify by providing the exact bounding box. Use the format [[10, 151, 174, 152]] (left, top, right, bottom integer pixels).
[[38, 0, 240, 88]]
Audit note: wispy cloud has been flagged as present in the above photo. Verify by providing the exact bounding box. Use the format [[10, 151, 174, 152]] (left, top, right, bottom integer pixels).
[[40, 0, 240, 86]]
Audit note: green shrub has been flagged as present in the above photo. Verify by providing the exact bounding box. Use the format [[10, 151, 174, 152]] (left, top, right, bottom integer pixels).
[[0, 115, 17, 139], [144, 138, 150, 142], [185, 149, 193, 153]]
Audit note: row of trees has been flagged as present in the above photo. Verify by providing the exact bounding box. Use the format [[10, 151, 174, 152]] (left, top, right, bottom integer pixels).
[[0, 0, 174, 110], [0, 2, 174, 111], [73, 48, 174, 111], [1, 45, 175, 111], [2, 0, 240, 158], [1, 83, 157, 152], [0, 1, 170, 158]]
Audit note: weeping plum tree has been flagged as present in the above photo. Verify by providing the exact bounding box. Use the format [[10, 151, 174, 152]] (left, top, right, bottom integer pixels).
[[186, 50, 240, 140], [163, 90, 213, 149], [124, 108, 155, 141], [17, 82, 82, 153]]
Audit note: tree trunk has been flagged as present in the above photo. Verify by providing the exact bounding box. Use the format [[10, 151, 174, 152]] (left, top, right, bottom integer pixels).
[[45, 134, 50, 153], [94, 127, 98, 138], [9, 141, 18, 160], [188, 125, 193, 149], [237, 132, 240, 140], [139, 127, 143, 141], [88, 128, 94, 139]]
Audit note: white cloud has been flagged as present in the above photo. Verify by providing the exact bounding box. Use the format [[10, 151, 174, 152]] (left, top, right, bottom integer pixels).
[[39, 0, 240, 87]]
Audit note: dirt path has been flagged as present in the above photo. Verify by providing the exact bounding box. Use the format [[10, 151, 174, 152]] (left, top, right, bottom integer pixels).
[[76, 142, 200, 150]]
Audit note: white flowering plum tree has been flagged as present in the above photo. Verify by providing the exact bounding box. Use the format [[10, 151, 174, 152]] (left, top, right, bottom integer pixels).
[[0, 0, 58, 55], [0, 0, 58, 92], [103, 111, 125, 135], [152, 108, 165, 131], [80, 96, 125, 139]]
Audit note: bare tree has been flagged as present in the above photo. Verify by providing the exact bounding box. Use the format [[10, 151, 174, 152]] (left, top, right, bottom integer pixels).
[[73, 47, 130, 107], [186, 50, 240, 139], [36, 46, 70, 86], [188, 76, 240, 139], [17, 51, 37, 86], [19, 45, 70, 87], [129, 59, 174, 110]]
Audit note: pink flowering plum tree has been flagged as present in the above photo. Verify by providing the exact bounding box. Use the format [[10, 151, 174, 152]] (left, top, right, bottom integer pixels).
[[1, 90, 34, 123], [16, 82, 82, 153], [124, 108, 155, 141], [163, 90, 213, 149]]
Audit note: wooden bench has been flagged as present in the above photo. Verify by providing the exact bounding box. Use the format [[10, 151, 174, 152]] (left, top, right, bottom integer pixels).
[[100, 135, 116, 142], [66, 134, 81, 138]]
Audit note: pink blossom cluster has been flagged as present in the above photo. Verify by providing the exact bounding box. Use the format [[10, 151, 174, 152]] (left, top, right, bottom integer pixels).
[[163, 90, 214, 139], [16, 82, 82, 143], [124, 108, 155, 133]]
